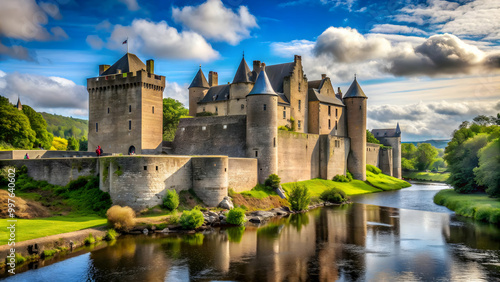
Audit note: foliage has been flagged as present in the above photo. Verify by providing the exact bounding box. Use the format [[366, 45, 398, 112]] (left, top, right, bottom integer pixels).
[[42, 249, 58, 258], [226, 226, 245, 243], [240, 184, 278, 199], [332, 174, 349, 182], [366, 171, 411, 190], [61, 176, 112, 216], [104, 229, 118, 241], [474, 138, 500, 197], [290, 117, 296, 131], [163, 98, 189, 141], [415, 143, 438, 171], [195, 111, 217, 117], [84, 233, 95, 245], [278, 125, 292, 131], [179, 208, 204, 229], [22, 105, 53, 149], [0, 97, 36, 149], [226, 207, 246, 225], [51, 136, 68, 151], [346, 170, 353, 182], [264, 174, 281, 190], [402, 171, 450, 182], [163, 189, 180, 211], [366, 130, 380, 144], [401, 157, 417, 171], [402, 143, 418, 159], [41, 112, 88, 140], [79, 136, 88, 151], [320, 188, 348, 203], [67, 136, 80, 151], [430, 158, 445, 171], [366, 164, 381, 174], [287, 184, 311, 211], [434, 189, 500, 224], [106, 205, 136, 232]]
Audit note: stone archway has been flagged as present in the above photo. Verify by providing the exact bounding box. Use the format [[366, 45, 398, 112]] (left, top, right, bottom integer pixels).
[[128, 145, 136, 155]]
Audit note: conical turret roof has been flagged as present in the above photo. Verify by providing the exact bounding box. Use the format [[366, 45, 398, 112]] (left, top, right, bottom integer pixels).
[[343, 77, 367, 99], [396, 122, 401, 135], [247, 68, 277, 96], [189, 67, 210, 89], [101, 53, 147, 76], [232, 56, 252, 83]]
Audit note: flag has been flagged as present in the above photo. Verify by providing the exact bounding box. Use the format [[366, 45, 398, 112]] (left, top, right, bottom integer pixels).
[[122, 39, 127, 44]]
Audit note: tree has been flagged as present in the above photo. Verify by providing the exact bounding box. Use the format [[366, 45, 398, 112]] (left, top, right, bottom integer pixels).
[[52, 136, 68, 150], [366, 130, 380, 144], [473, 115, 493, 126], [0, 98, 36, 149], [79, 136, 88, 151], [163, 98, 189, 142], [402, 143, 417, 160], [67, 136, 80, 151], [415, 143, 438, 171], [431, 158, 446, 171], [401, 158, 416, 171], [22, 105, 53, 149], [288, 184, 311, 211], [474, 138, 500, 197]]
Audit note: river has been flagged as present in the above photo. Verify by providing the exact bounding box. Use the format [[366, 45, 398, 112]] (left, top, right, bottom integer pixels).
[[4, 181, 500, 281]]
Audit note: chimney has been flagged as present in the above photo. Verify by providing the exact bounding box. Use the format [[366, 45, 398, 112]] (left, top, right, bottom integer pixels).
[[99, 65, 110, 76], [337, 87, 343, 100], [209, 71, 218, 87], [146, 59, 154, 74], [321, 74, 326, 80], [294, 55, 301, 63], [253, 60, 261, 73]]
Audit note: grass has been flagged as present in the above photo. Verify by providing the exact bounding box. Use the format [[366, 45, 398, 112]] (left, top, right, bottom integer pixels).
[[434, 189, 500, 224], [403, 171, 450, 182], [240, 184, 278, 199], [0, 215, 106, 244], [366, 171, 412, 190], [281, 178, 382, 198]]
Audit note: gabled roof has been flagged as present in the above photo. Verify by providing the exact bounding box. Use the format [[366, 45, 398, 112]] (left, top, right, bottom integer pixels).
[[308, 88, 344, 106], [372, 128, 401, 138], [248, 68, 277, 96], [232, 57, 252, 83], [199, 84, 230, 103], [189, 68, 210, 89], [101, 53, 147, 76], [343, 78, 367, 99], [264, 62, 295, 94], [308, 79, 326, 91], [278, 93, 290, 105]]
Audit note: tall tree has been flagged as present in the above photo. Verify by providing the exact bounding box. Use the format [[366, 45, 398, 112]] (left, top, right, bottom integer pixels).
[[415, 143, 438, 171], [474, 138, 500, 197], [163, 98, 189, 142], [366, 130, 380, 144], [22, 105, 53, 149], [0, 97, 36, 149]]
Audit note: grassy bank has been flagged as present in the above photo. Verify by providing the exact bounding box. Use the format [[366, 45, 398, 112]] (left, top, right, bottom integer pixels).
[[434, 189, 500, 224], [403, 171, 450, 182], [0, 215, 106, 244]]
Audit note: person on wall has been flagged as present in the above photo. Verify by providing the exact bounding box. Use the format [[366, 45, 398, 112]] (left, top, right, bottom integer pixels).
[[96, 146, 101, 157], [24, 153, 29, 159]]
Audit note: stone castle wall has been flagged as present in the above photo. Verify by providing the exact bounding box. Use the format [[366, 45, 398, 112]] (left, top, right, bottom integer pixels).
[[228, 158, 258, 192], [319, 135, 350, 180], [0, 150, 98, 160], [379, 148, 393, 176], [366, 143, 381, 167], [277, 131, 321, 183]]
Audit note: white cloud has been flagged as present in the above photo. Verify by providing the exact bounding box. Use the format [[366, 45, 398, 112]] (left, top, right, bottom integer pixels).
[[96, 20, 112, 31], [370, 24, 427, 35], [86, 35, 104, 50], [163, 81, 189, 108], [106, 19, 219, 61], [118, 0, 139, 11], [0, 71, 88, 117], [0, 42, 34, 62], [172, 0, 258, 45]]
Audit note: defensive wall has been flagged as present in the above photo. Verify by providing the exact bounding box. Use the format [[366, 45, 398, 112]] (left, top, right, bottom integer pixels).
[[0, 150, 99, 160]]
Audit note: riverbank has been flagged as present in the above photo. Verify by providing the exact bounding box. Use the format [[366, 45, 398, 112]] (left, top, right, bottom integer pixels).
[[403, 171, 449, 182], [434, 189, 500, 224]]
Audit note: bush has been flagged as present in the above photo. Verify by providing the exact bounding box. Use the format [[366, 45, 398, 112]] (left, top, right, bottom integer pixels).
[[163, 189, 179, 211], [320, 188, 348, 204], [106, 205, 136, 232], [104, 229, 118, 241], [42, 249, 57, 258], [265, 174, 281, 190], [278, 125, 292, 131], [346, 170, 354, 181], [366, 164, 381, 175], [84, 233, 95, 245], [288, 184, 311, 211], [227, 208, 246, 225], [333, 174, 349, 182], [179, 209, 204, 229]]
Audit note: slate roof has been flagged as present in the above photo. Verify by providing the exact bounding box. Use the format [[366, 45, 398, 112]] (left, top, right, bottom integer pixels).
[[232, 57, 252, 83], [264, 62, 295, 94], [308, 88, 344, 106], [372, 128, 401, 138], [189, 68, 210, 89], [101, 53, 147, 76], [343, 78, 367, 98], [199, 84, 231, 103], [278, 93, 290, 105], [308, 79, 326, 90], [248, 68, 277, 96]]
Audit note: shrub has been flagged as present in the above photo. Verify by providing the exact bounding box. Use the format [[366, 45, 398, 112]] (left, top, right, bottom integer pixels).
[[278, 125, 292, 131], [163, 189, 179, 211], [227, 208, 246, 225], [179, 209, 204, 229], [42, 249, 57, 258], [288, 184, 311, 211], [346, 170, 354, 181], [106, 205, 136, 232], [166, 213, 179, 225], [104, 229, 118, 241], [265, 174, 281, 190], [366, 164, 381, 175], [84, 233, 95, 245], [15, 253, 26, 265], [320, 188, 348, 204], [333, 174, 349, 182]]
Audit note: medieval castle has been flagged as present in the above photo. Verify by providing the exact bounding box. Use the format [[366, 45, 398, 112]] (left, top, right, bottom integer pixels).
[[0, 53, 401, 210]]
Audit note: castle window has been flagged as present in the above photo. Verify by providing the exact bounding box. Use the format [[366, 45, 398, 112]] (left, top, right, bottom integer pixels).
[[328, 106, 331, 116], [203, 107, 206, 112], [129, 120, 132, 130], [96, 123, 98, 132], [144, 166, 147, 170], [298, 100, 301, 111], [263, 104, 267, 111], [328, 119, 331, 129], [335, 120, 338, 130], [107, 108, 110, 114], [241, 104, 244, 109], [274, 137, 276, 147], [283, 110, 286, 119], [298, 120, 301, 129], [215, 106, 218, 113], [336, 108, 338, 117], [255, 151, 258, 157], [298, 83, 301, 92], [129, 105, 132, 113], [152, 106, 154, 114], [156, 166, 158, 171]]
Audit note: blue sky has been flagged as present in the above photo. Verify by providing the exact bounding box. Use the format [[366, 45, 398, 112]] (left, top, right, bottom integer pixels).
[[0, 0, 499, 141]]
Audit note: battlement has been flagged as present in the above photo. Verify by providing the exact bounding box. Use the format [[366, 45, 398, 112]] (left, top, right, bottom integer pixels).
[[87, 70, 165, 92]]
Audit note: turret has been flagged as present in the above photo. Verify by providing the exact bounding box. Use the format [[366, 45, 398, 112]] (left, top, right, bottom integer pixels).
[[188, 66, 210, 116], [344, 77, 367, 180], [246, 67, 278, 183], [16, 97, 22, 111]]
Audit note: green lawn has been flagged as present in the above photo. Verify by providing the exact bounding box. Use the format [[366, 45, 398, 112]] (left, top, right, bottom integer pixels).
[[0, 215, 106, 245], [281, 178, 382, 198], [240, 184, 279, 199], [434, 189, 500, 224], [403, 171, 450, 182], [366, 171, 412, 190]]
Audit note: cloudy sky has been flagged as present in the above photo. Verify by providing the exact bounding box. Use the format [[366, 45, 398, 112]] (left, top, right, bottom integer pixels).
[[0, 0, 499, 141]]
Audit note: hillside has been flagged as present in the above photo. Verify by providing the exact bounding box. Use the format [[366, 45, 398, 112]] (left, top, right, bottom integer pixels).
[[41, 112, 88, 140], [402, 139, 450, 149]]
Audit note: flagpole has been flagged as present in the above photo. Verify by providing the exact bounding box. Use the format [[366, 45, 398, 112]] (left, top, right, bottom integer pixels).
[[127, 37, 129, 53]]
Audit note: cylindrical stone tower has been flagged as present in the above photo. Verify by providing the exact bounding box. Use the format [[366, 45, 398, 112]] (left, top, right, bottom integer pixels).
[[188, 67, 210, 116], [246, 67, 278, 184], [344, 77, 368, 181]]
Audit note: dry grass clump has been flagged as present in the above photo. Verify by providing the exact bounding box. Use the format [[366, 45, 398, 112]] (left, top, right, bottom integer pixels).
[[106, 205, 136, 232]]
